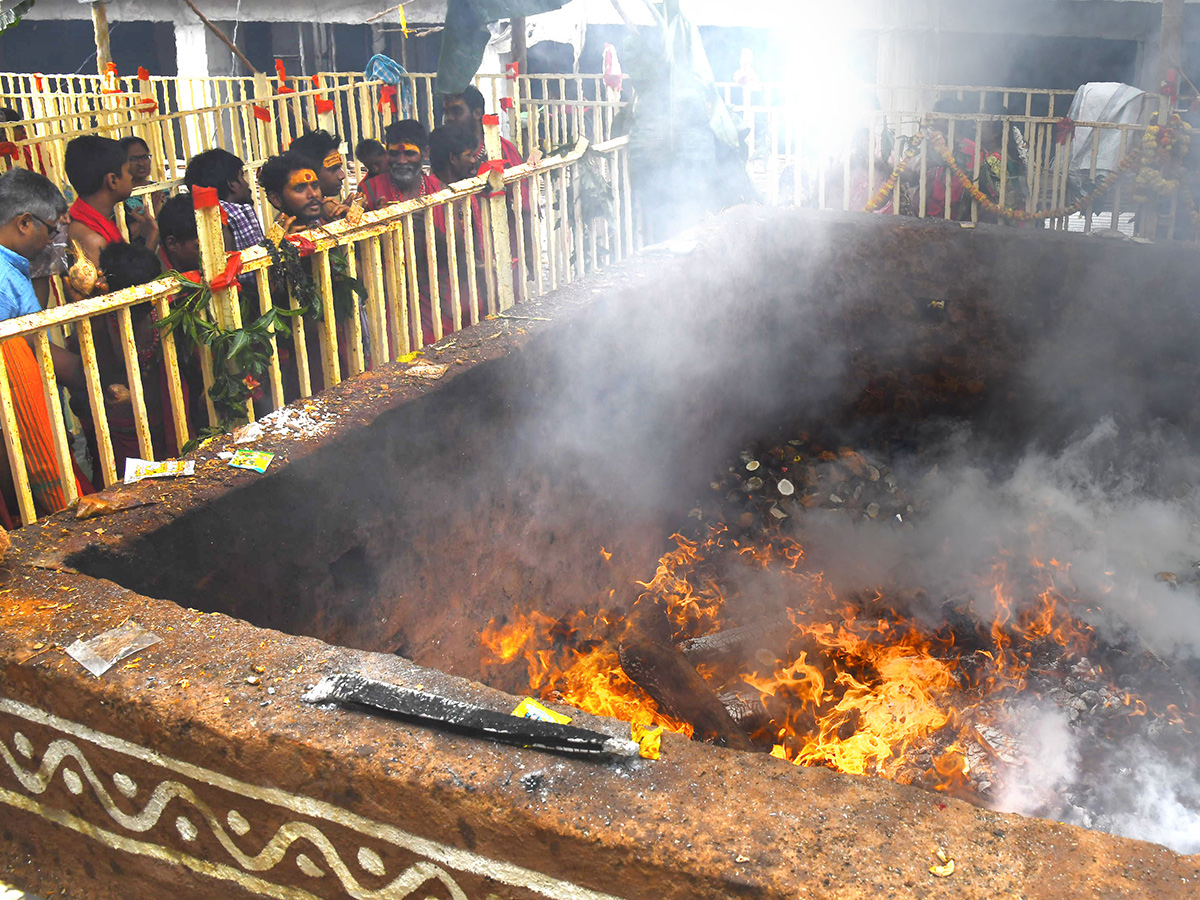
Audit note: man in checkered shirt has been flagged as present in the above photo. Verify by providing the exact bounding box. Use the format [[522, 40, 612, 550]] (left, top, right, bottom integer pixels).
[[183, 149, 264, 251]]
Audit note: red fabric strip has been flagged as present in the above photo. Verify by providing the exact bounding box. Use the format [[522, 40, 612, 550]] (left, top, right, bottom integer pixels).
[[191, 185, 220, 210], [68, 198, 123, 245]]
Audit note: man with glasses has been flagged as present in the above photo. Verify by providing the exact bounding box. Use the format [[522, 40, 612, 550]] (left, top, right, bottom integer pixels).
[[0, 168, 68, 321], [0, 168, 89, 516]]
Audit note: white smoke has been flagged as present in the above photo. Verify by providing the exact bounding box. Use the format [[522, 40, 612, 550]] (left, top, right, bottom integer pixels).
[[793, 418, 1200, 657], [782, 418, 1200, 854]]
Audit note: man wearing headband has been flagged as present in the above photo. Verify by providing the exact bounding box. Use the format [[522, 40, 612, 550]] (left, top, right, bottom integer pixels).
[[258, 152, 323, 233], [362, 120, 440, 212], [291, 130, 358, 222]]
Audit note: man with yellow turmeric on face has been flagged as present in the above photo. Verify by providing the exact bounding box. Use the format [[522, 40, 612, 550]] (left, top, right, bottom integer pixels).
[[257, 152, 324, 235], [362, 120, 441, 211], [290, 130, 362, 223]]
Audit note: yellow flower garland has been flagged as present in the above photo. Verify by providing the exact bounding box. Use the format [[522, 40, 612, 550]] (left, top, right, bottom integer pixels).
[[924, 130, 1133, 222]]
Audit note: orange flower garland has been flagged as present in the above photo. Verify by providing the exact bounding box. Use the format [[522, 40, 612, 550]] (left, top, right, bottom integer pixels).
[[863, 135, 923, 213], [925, 129, 1133, 223]]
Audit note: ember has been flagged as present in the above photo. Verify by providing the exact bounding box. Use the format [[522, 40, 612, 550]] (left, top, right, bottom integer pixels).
[[482, 432, 1200, 831]]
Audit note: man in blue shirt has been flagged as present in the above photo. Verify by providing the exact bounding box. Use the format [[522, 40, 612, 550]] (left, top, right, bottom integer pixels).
[[0, 168, 90, 517], [0, 168, 67, 322]]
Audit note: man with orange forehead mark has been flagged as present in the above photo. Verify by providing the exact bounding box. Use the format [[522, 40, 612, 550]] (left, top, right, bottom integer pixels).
[[290, 130, 361, 222], [362, 120, 441, 212], [258, 152, 324, 234]]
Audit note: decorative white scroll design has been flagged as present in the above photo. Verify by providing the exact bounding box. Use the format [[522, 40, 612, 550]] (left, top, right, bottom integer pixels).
[[0, 733, 469, 899], [0, 697, 626, 900]]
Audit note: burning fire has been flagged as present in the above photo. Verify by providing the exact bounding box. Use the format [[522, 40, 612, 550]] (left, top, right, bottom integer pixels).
[[481, 517, 1187, 798]]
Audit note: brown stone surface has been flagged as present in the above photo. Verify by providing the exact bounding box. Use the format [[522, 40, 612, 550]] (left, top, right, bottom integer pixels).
[[2, 209, 1200, 898]]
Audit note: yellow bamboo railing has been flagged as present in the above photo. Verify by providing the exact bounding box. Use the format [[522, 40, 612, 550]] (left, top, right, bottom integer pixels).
[[0, 132, 636, 525]]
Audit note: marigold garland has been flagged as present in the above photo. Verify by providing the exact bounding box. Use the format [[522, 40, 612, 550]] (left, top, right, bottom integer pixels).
[[921, 129, 1133, 222], [863, 135, 923, 213]]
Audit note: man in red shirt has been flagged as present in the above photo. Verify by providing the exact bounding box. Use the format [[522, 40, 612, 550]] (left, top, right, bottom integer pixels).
[[442, 86, 523, 170], [362, 121, 441, 212], [442, 85, 530, 298]]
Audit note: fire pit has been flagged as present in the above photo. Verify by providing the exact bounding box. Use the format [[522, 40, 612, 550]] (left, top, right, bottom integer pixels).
[[3, 208, 1200, 898]]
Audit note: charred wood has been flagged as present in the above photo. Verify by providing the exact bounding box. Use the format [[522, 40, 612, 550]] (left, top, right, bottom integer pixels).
[[618, 630, 756, 751]]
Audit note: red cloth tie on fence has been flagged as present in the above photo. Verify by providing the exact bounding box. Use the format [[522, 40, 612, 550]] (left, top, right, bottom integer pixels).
[[315, 98, 335, 114], [191, 185, 220, 210], [253, 105, 272, 122], [500, 97, 514, 111], [285, 234, 316, 256], [505, 61, 520, 80], [0, 142, 19, 160], [174, 252, 242, 292], [134, 97, 158, 114], [1055, 117, 1075, 145], [379, 85, 397, 112], [208, 252, 243, 291], [137, 67, 149, 81]]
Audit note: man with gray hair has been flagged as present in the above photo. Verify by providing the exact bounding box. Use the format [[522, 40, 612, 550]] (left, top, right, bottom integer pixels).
[[0, 167, 67, 321], [0, 167, 89, 516]]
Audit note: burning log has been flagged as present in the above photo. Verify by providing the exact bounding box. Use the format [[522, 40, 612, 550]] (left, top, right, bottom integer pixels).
[[618, 629, 756, 751], [676, 616, 796, 667]]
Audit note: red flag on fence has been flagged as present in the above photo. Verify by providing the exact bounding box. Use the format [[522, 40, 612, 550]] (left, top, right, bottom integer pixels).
[[253, 105, 272, 123]]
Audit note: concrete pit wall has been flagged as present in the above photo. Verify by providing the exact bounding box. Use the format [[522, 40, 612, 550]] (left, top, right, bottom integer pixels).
[[1, 208, 1199, 898]]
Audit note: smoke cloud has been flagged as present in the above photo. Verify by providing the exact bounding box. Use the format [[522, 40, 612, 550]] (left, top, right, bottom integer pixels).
[[786, 418, 1200, 854]]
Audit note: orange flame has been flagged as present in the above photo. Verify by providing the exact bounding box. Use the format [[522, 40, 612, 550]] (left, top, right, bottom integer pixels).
[[480, 527, 1191, 797]]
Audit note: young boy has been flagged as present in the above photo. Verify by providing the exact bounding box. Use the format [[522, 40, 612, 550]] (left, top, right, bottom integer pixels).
[[184, 148, 264, 252], [65, 135, 155, 279], [155, 194, 201, 272], [355, 138, 387, 181]]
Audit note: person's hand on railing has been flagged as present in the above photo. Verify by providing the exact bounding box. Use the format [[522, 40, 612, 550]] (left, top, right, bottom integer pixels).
[[321, 197, 351, 221]]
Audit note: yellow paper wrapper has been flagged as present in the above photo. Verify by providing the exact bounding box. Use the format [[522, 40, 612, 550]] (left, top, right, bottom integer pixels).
[[631, 722, 663, 760], [512, 697, 572, 725]]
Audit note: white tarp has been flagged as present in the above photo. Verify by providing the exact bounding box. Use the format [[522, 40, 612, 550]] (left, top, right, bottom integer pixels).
[[1068, 82, 1151, 174]]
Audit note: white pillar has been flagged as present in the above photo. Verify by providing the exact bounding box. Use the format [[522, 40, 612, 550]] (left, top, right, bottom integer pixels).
[[175, 20, 212, 79], [876, 0, 940, 116]]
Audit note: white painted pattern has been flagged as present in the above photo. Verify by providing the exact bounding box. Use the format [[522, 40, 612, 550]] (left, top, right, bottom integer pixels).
[[0, 696, 626, 900]]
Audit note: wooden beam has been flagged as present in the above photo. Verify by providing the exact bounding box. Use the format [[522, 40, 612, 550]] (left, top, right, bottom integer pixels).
[[91, 1, 112, 75], [1160, 0, 1185, 91]]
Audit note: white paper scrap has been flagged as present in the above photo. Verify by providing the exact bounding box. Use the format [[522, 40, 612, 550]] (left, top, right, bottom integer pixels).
[[123, 458, 195, 484]]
